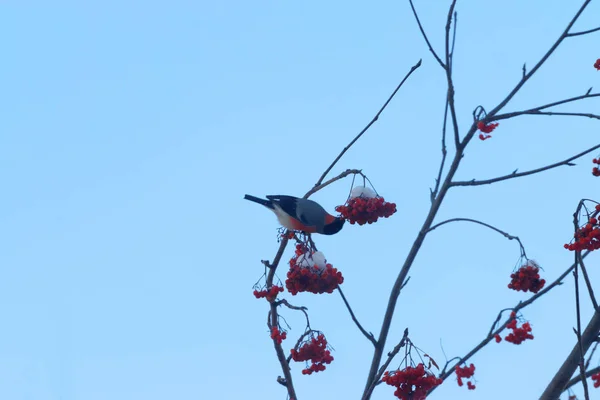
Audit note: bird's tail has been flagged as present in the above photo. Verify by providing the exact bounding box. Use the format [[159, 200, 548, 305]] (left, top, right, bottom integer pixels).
[[244, 194, 273, 209]]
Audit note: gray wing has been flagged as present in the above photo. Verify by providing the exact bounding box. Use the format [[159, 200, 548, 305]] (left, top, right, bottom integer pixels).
[[295, 199, 327, 227]]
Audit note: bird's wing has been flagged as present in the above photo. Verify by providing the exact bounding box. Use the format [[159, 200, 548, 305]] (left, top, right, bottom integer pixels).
[[295, 198, 327, 226], [266, 195, 301, 221]]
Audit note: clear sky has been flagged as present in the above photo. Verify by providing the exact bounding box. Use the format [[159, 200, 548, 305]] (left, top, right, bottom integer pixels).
[[1, 1, 600, 399]]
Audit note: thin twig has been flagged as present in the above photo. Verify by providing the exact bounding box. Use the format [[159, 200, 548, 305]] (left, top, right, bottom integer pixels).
[[564, 365, 600, 392], [578, 252, 599, 310], [486, 0, 593, 117], [276, 299, 311, 329], [407, 0, 445, 68], [337, 287, 378, 346], [574, 255, 591, 399], [427, 217, 527, 259], [492, 92, 600, 121], [585, 342, 600, 371], [567, 26, 600, 37], [304, 169, 362, 199], [451, 143, 600, 187], [486, 308, 514, 338], [431, 99, 449, 202], [314, 59, 422, 187], [444, 0, 460, 148], [450, 11, 457, 64], [493, 110, 600, 122]]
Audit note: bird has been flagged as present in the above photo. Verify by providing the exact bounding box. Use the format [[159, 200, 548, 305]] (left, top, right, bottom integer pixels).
[[244, 194, 345, 235]]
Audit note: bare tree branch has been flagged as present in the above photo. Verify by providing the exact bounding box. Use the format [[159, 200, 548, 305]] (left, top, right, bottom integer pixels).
[[492, 92, 600, 122], [486, 0, 593, 117], [314, 60, 422, 187], [408, 0, 445, 69], [564, 365, 600, 392], [337, 287, 378, 346], [361, 3, 598, 399], [567, 26, 600, 37], [275, 299, 311, 329], [444, 0, 460, 148], [430, 99, 450, 202], [451, 143, 600, 187], [585, 342, 600, 371], [501, 110, 600, 120], [304, 169, 362, 199], [573, 257, 591, 400], [578, 252, 599, 310]]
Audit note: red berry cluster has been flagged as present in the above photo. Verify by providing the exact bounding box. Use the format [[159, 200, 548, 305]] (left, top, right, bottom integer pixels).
[[253, 285, 284, 302], [494, 334, 502, 343], [508, 262, 546, 293], [594, 58, 600, 70], [505, 313, 534, 344], [477, 121, 499, 140], [592, 371, 600, 388], [270, 326, 287, 344], [455, 363, 476, 390], [564, 207, 600, 251], [285, 245, 344, 295], [593, 158, 600, 176], [382, 363, 442, 400], [290, 333, 333, 375], [286, 264, 344, 295], [335, 196, 396, 225]]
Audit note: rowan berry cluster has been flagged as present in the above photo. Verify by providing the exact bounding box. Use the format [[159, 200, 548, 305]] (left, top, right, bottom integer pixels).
[[285, 245, 344, 295], [508, 261, 546, 293], [286, 264, 344, 295], [382, 363, 442, 400], [595, 58, 600, 70], [253, 285, 284, 302], [592, 371, 600, 388], [592, 158, 600, 176], [290, 333, 333, 375], [505, 313, 534, 344], [477, 121, 499, 140], [335, 196, 396, 225], [270, 326, 287, 344], [564, 207, 600, 251], [455, 363, 476, 390]]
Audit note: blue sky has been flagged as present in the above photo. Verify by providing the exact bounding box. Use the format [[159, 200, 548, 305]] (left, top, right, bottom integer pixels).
[[1, 1, 600, 399]]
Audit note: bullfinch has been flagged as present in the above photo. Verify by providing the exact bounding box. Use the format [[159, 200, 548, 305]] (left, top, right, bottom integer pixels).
[[244, 194, 345, 235]]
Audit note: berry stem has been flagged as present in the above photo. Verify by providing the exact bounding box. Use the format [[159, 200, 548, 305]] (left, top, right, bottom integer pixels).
[[427, 217, 528, 259]]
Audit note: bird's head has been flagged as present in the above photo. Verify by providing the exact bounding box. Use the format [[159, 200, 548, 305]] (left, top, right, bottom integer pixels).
[[322, 217, 345, 235]]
